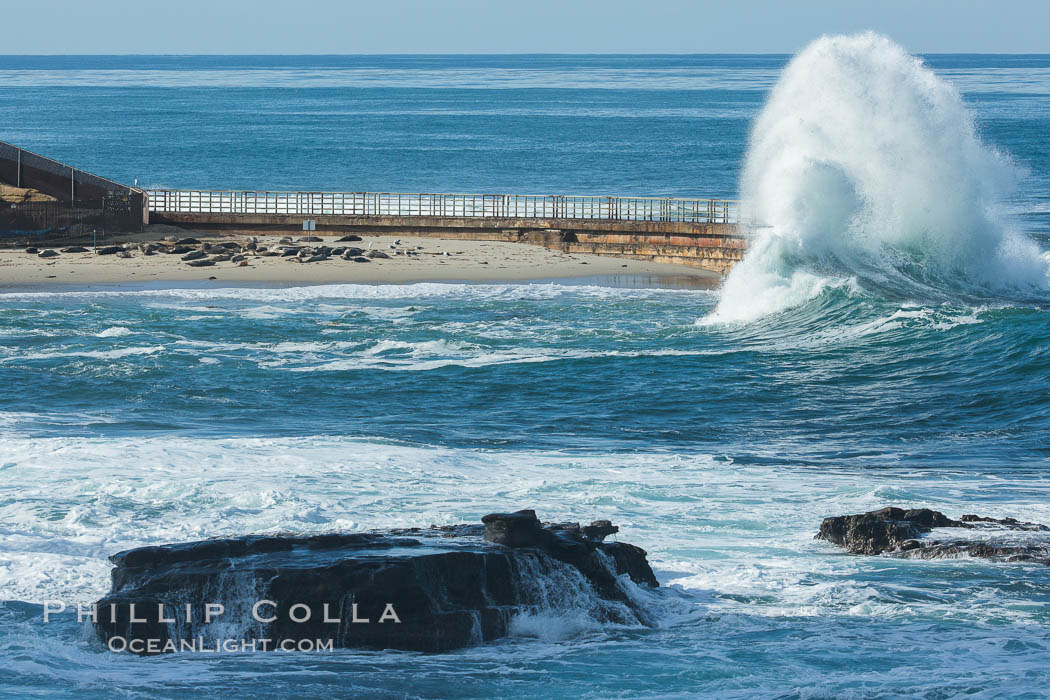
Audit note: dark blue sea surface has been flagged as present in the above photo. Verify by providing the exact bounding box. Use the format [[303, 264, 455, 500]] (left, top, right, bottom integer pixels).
[[0, 53, 1049, 698]]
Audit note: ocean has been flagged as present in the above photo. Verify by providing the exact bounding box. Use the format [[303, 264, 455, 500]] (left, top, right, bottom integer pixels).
[[1, 41, 1050, 698]]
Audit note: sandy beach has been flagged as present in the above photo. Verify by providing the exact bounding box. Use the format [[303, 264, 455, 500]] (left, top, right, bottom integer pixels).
[[0, 232, 722, 288]]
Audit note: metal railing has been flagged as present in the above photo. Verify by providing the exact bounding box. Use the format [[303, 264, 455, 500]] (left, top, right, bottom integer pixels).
[[146, 190, 738, 224]]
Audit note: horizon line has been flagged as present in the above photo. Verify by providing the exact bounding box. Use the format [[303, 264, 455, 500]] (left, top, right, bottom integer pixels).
[[2, 52, 1050, 58]]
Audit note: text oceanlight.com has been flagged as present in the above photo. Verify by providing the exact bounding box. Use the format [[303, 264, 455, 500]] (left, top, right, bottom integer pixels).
[[110, 637, 336, 654]]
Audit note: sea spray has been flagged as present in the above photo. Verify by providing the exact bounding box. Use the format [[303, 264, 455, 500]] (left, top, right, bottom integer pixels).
[[705, 33, 1049, 324]]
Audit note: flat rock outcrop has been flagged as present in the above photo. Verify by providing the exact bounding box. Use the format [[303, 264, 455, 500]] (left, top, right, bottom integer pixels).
[[94, 509, 657, 655], [817, 506, 1050, 563]]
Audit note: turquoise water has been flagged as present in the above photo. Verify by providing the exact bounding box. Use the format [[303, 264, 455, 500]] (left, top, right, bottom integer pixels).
[[1, 48, 1050, 698]]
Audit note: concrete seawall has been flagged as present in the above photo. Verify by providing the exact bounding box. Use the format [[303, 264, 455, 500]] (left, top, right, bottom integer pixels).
[[0, 140, 147, 237], [151, 212, 747, 274]]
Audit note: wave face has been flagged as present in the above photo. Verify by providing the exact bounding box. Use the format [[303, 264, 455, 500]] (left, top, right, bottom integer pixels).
[[708, 33, 1050, 324]]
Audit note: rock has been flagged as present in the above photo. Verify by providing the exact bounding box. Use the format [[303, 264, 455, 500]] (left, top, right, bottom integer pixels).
[[0, 184, 56, 204], [817, 506, 1050, 564], [93, 511, 657, 656], [24, 247, 39, 254], [336, 234, 362, 242], [583, 520, 619, 541], [482, 509, 545, 547], [96, 246, 123, 256], [960, 514, 1050, 531], [176, 237, 201, 246], [181, 250, 207, 262], [351, 256, 371, 263], [60, 246, 89, 253], [185, 259, 215, 267], [366, 250, 390, 259], [37, 249, 59, 258], [816, 507, 964, 555]]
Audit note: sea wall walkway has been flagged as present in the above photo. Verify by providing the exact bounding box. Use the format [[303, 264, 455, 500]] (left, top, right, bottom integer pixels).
[[147, 190, 747, 273]]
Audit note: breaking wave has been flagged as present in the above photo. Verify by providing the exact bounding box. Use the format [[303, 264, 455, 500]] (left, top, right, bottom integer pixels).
[[706, 32, 1050, 324]]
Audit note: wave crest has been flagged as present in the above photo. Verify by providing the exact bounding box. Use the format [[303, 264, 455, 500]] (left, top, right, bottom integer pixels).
[[706, 32, 1049, 325]]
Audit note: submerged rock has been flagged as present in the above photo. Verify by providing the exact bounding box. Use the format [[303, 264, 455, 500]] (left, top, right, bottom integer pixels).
[[94, 511, 657, 655], [817, 506, 1050, 563]]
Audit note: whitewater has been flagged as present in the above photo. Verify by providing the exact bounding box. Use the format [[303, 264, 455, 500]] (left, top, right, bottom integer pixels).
[[708, 32, 1050, 324], [2, 39, 1050, 699]]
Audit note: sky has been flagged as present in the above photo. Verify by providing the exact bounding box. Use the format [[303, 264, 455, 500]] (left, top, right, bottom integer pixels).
[[1, 0, 1047, 54]]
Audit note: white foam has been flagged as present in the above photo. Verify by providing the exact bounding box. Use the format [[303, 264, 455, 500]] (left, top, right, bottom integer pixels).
[[0, 282, 712, 304], [0, 345, 164, 363], [706, 33, 1050, 325], [95, 327, 132, 338]]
